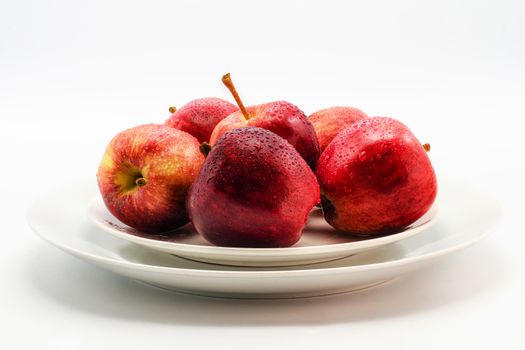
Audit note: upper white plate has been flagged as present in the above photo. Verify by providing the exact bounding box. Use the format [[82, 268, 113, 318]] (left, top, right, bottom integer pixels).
[[87, 197, 437, 267], [28, 178, 500, 298]]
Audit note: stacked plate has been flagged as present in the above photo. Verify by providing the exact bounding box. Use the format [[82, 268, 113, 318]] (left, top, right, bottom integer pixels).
[[28, 178, 500, 299]]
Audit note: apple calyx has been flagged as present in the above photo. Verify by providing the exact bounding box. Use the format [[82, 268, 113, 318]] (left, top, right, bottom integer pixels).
[[169, 106, 177, 114], [423, 143, 431, 152], [199, 142, 212, 157], [222, 73, 250, 120], [135, 177, 147, 187]]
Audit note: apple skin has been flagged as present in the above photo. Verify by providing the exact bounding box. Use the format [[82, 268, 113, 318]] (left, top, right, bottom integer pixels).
[[309, 106, 368, 152], [209, 101, 320, 170], [188, 127, 320, 248], [316, 117, 437, 236], [97, 124, 205, 233], [165, 97, 238, 143]]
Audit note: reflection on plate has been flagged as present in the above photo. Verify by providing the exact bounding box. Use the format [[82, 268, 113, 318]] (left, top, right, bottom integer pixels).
[[87, 197, 437, 267], [28, 178, 500, 298]]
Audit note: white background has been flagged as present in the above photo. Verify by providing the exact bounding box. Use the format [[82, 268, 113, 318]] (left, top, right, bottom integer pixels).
[[1, 0, 524, 348]]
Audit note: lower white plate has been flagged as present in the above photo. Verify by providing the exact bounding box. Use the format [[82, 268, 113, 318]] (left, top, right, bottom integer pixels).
[[28, 179, 500, 298]]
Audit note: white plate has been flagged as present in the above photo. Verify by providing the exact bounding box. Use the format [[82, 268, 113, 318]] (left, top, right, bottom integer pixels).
[[87, 197, 437, 267], [28, 178, 500, 298]]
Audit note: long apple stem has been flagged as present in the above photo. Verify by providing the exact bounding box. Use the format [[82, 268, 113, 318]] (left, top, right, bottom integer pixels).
[[169, 106, 177, 114], [136, 178, 147, 187], [423, 143, 431, 152], [222, 73, 250, 119]]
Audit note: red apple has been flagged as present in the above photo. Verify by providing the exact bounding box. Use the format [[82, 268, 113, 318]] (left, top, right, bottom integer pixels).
[[97, 124, 205, 233], [316, 117, 437, 236], [209, 74, 320, 169], [188, 126, 320, 248], [164, 97, 238, 143], [309, 106, 368, 151]]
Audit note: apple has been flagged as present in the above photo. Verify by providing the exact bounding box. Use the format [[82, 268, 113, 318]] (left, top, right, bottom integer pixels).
[[164, 97, 238, 143], [188, 126, 320, 247], [97, 124, 205, 233], [209, 73, 320, 169], [316, 117, 437, 235], [309, 106, 368, 151]]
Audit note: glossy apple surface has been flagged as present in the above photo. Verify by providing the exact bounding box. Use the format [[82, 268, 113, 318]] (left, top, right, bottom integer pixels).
[[309, 106, 368, 151], [316, 117, 437, 236], [209, 101, 320, 169], [165, 97, 238, 143], [97, 124, 205, 233], [188, 127, 320, 247]]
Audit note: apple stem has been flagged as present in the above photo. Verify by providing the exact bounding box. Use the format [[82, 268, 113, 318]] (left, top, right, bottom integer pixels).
[[135, 178, 147, 187], [199, 142, 212, 157], [169, 106, 177, 114], [222, 73, 250, 119], [423, 143, 431, 152]]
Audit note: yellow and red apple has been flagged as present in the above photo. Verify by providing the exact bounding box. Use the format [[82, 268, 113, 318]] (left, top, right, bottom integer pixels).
[[97, 124, 205, 233], [309, 107, 368, 152]]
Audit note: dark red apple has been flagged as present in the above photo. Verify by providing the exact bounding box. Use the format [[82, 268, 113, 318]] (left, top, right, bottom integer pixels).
[[188, 126, 320, 247], [316, 117, 437, 236], [165, 97, 238, 143], [209, 74, 320, 169], [97, 124, 205, 233], [309, 106, 368, 151]]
